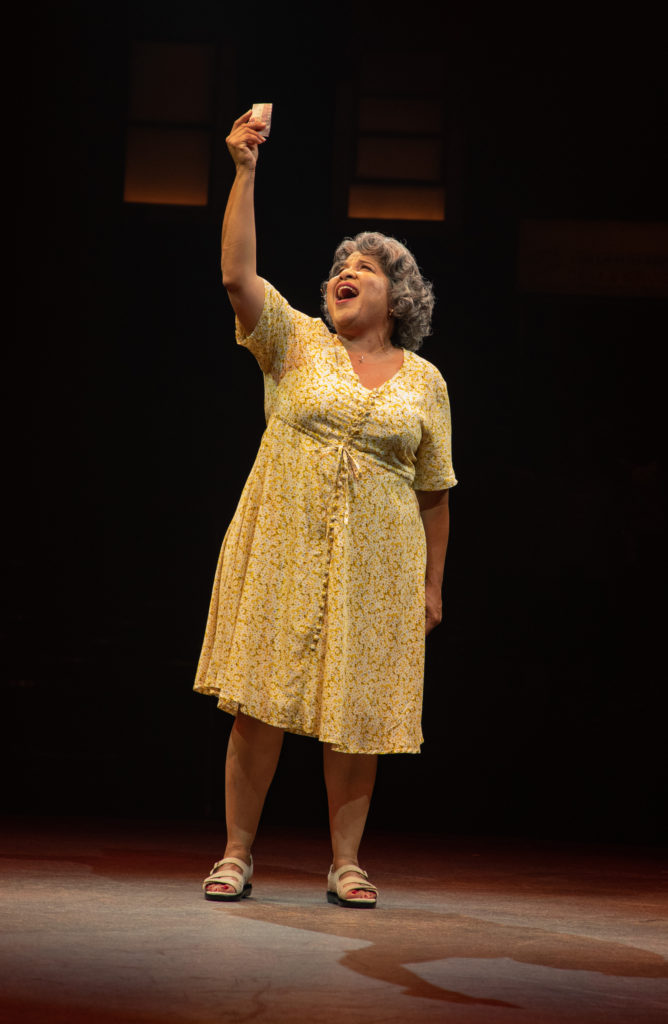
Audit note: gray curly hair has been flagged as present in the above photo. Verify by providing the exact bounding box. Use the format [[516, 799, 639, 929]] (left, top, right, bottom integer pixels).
[[321, 231, 434, 351]]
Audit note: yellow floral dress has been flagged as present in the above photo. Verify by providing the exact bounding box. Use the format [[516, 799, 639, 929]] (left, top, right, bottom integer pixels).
[[194, 281, 457, 753]]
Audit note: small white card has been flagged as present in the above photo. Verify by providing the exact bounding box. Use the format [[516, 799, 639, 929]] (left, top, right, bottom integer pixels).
[[251, 102, 273, 138]]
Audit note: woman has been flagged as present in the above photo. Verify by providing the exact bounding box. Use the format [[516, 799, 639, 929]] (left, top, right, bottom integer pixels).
[[195, 110, 457, 908]]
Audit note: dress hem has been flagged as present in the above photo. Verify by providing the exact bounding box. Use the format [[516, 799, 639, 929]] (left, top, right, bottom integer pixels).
[[193, 685, 423, 755]]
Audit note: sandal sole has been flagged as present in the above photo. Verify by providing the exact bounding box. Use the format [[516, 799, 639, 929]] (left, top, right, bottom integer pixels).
[[326, 890, 376, 909], [204, 883, 252, 902]]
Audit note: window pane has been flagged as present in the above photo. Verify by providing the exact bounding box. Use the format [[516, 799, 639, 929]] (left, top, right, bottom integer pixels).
[[129, 42, 214, 124], [359, 97, 442, 134], [518, 219, 668, 296], [124, 127, 210, 206], [348, 184, 445, 221], [356, 136, 442, 181]]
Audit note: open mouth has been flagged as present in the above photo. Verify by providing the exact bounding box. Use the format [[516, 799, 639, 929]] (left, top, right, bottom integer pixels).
[[336, 283, 359, 301]]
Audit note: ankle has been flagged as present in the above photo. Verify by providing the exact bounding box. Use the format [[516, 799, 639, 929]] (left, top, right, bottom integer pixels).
[[332, 856, 360, 872], [223, 843, 252, 866]]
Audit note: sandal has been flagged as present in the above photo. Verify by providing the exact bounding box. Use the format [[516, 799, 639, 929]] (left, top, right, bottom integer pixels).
[[202, 856, 253, 902], [326, 863, 378, 909]]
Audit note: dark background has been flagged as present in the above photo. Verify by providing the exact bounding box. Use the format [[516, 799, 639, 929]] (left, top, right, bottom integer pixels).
[[7, 2, 666, 843]]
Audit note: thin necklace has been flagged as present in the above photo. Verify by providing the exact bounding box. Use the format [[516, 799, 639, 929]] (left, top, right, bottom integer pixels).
[[338, 337, 391, 363], [357, 346, 391, 363]]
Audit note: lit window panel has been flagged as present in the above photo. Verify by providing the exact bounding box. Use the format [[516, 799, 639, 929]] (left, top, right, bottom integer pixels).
[[356, 137, 442, 181], [518, 220, 668, 297], [124, 126, 211, 206], [348, 184, 445, 221]]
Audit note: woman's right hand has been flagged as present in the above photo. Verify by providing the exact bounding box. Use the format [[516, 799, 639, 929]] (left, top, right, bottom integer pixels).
[[226, 110, 267, 170]]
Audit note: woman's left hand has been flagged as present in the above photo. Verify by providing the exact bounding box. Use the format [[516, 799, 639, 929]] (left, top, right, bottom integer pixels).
[[425, 581, 443, 635]]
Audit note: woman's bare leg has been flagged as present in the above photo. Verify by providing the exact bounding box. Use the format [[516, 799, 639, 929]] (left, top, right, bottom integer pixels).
[[206, 711, 284, 894], [323, 745, 378, 899]]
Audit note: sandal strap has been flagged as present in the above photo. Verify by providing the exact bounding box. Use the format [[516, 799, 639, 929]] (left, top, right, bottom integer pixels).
[[328, 863, 378, 898], [202, 856, 252, 892], [211, 856, 251, 875]]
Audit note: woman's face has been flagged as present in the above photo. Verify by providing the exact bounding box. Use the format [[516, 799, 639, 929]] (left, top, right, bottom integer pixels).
[[326, 250, 392, 338]]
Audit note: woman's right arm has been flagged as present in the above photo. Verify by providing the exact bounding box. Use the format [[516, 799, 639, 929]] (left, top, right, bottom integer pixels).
[[221, 111, 267, 334]]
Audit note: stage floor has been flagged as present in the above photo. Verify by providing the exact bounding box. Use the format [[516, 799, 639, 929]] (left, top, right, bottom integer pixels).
[[1, 818, 666, 1023]]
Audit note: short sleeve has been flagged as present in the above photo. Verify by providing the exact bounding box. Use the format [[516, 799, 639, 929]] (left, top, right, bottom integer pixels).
[[235, 279, 315, 382], [413, 371, 458, 491]]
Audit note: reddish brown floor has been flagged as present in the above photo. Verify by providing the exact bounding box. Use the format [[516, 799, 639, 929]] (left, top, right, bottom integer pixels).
[[1, 818, 666, 1023]]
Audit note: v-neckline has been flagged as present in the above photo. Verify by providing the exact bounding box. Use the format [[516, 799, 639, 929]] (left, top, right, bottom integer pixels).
[[334, 336, 408, 393]]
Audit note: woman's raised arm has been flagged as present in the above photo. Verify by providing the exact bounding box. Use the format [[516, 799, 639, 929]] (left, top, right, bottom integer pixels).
[[221, 111, 267, 334]]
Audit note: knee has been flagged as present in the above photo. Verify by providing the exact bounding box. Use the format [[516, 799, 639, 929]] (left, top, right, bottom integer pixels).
[[234, 711, 284, 742]]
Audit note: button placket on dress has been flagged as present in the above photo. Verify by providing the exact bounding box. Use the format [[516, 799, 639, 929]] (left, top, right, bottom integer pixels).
[[309, 391, 377, 653]]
